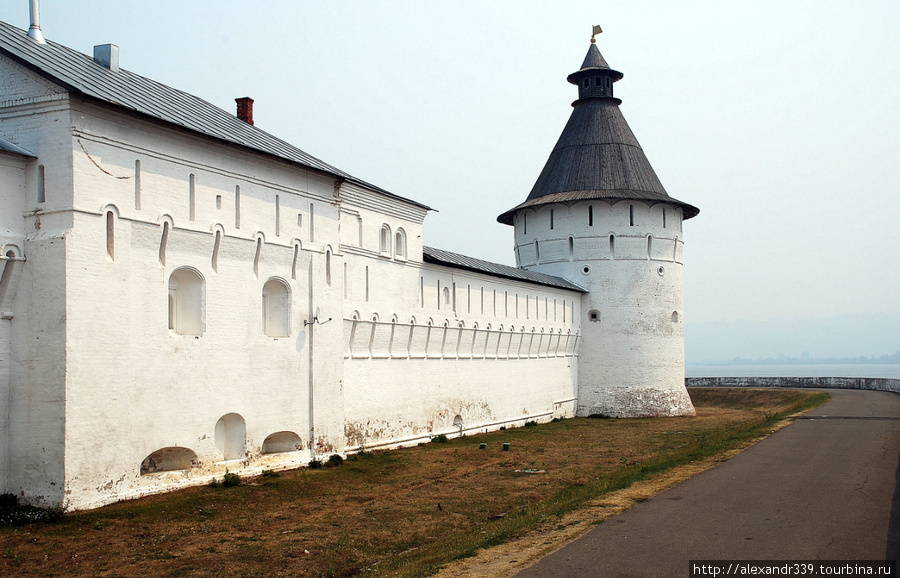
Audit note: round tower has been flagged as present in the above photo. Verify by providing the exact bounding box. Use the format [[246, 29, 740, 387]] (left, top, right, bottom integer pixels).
[[497, 33, 699, 418]]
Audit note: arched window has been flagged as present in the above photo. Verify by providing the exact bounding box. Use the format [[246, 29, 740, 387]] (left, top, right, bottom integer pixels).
[[568, 236, 574, 261], [168, 267, 204, 335], [394, 228, 407, 260], [443, 286, 451, 306], [262, 278, 291, 337], [380, 224, 391, 255]]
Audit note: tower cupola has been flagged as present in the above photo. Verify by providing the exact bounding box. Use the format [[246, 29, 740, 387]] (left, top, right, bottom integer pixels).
[[567, 43, 623, 103]]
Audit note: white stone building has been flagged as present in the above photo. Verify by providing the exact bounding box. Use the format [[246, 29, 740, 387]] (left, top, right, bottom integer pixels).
[[0, 20, 698, 510]]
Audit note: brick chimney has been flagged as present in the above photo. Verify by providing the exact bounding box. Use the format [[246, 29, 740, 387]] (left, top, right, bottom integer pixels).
[[235, 97, 254, 125]]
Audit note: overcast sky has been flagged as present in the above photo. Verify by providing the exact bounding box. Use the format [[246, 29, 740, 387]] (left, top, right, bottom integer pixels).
[[6, 1, 899, 327]]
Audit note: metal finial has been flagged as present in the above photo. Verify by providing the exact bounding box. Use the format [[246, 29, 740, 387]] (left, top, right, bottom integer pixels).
[[591, 24, 602, 44]]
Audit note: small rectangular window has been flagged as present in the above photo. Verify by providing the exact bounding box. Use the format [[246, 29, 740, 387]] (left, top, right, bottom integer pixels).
[[215, 195, 222, 209]]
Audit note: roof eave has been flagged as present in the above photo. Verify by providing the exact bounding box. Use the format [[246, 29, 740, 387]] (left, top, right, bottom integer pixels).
[[497, 190, 700, 225]]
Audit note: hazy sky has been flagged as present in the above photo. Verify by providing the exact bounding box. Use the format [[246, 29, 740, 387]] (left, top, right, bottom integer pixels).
[[6, 1, 899, 326]]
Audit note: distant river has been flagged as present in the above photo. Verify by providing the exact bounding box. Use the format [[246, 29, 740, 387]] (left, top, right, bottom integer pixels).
[[686, 364, 900, 379]]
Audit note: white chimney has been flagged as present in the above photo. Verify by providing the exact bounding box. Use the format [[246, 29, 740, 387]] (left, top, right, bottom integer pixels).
[[27, 0, 45, 44]]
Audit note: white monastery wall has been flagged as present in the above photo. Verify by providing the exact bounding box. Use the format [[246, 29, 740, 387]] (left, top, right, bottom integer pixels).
[[341, 262, 581, 449], [57, 101, 357, 508]]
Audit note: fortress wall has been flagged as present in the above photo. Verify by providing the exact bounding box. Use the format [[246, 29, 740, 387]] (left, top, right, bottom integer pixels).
[[687, 377, 900, 393], [341, 263, 582, 450]]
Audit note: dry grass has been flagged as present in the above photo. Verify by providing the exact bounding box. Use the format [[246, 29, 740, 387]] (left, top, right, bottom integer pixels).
[[0, 388, 828, 577]]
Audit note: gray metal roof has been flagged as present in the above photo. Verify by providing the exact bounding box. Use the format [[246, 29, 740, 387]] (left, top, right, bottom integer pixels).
[[0, 136, 35, 157], [498, 44, 698, 225], [423, 246, 586, 292], [0, 20, 430, 211]]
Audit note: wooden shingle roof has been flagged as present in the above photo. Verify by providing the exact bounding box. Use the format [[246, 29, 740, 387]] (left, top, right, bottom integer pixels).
[[498, 43, 698, 225]]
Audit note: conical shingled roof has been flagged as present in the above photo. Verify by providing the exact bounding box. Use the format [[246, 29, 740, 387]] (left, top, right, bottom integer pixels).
[[497, 42, 697, 225]]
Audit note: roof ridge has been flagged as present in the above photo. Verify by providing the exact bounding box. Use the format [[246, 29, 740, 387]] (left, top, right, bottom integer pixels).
[[0, 19, 430, 210]]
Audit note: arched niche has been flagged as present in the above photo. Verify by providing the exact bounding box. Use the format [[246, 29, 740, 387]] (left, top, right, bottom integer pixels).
[[261, 431, 303, 454], [215, 413, 247, 461], [140, 446, 197, 475]]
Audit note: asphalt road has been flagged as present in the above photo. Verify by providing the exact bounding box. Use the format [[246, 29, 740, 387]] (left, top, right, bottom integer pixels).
[[516, 389, 900, 577]]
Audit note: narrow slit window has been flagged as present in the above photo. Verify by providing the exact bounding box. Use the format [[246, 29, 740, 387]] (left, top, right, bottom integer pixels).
[[212, 230, 221, 272], [663, 208, 667, 228], [275, 195, 281, 237], [326, 250, 333, 287], [253, 237, 262, 278], [134, 160, 141, 210], [588, 205, 593, 226], [37, 165, 45, 203], [234, 185, 241, 229], [629, 204, 634, 226], [568, 236, 574, 260], [609, 235, 615, 260], [291, 243, 299, 280], [159, 221, 169, 265], [523, 214, 527, 235], [309, 203, 315, 242], [189, 174, 196, 221], [363, 264, 368, 300], [550, 209, 554, 230], [106, 211, 115, 260]]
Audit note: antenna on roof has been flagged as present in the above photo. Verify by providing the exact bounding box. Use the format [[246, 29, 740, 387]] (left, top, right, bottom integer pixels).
[[27, 0, 46, 44]]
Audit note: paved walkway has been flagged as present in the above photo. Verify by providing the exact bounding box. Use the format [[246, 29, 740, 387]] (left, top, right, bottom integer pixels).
[[516, 389, 900, 577]]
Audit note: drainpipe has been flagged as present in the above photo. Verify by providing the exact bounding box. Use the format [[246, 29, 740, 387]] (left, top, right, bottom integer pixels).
[[307, 258, 315, 459]]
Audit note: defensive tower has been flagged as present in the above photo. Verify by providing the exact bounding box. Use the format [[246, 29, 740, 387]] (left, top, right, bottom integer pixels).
[[498, 30, 699, 417]]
